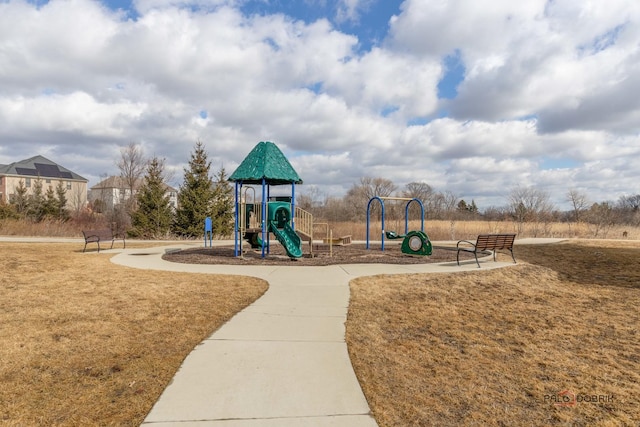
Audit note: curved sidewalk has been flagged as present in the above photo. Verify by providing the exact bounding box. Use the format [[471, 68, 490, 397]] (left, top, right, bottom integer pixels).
[[108, 239, 563, 426]]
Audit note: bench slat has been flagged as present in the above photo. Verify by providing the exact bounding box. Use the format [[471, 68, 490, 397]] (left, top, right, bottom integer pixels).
[[457, 233, 516, 268]]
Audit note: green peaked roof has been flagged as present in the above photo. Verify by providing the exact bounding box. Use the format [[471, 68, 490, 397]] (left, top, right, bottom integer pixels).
[[229, 141, 302, 185]]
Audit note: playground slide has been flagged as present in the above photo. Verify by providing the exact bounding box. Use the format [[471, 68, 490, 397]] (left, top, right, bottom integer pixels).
[[243, 231, 264, 249], [269, 221, 303, 258]]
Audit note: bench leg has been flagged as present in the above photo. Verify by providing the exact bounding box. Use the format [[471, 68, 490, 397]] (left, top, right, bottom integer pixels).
[[457, 249, 481, 268], [510, 249, 516, 264]]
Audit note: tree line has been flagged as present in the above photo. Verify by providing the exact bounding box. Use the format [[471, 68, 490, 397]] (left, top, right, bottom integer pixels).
[[114, 141, 234, 239], [0, 141, 235, 239], [2, 148, 638, 239], [0, 177, 69, 222], [297, 177, 640, 238]]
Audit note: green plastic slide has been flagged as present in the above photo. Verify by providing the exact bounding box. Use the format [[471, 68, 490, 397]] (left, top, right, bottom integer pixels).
[[270, 220, 303, 258]]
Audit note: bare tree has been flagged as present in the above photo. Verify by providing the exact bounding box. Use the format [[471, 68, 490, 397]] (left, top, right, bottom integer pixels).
[[403, 182, 434, 203], [403, 181, 437, 219], [484, 205, 509, 232], [508, 186, 555, 236], [566, 189, 589, 223], [585, 202, 616, 237], [441, 191, 459, 239], [117, 142, 146, 211], [353, 176, 397, 199], [69, 182, 89, 215], [296, 186, 325, 217], [617, 194, 640, 226], [323, 195, 352, 223], [345, 177, 397, 221]]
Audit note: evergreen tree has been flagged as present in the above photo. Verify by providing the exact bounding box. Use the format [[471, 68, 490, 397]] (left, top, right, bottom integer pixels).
[[130, 157, 173, 238], [10, 180, 29, 217], [457, 199, 468, 212], [173, 141, 214, 237], [469, 199, 479, 215], [55, 180, 69, 220], [210, 166, 234, 238], [27, 177, 45, 221], [43, 185, 57, 218], [0, 198, 18, 220]]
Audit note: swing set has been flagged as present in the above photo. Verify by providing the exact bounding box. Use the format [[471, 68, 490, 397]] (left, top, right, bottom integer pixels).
[[366, 196, 432, 256]]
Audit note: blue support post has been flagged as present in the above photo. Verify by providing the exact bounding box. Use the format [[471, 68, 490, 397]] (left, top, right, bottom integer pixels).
[[404, 198, 425, 234], [366, 196, 385, 250], [234, 181, 240, 256], [261, 178, 267, 258], [204, 216, 212, 247]]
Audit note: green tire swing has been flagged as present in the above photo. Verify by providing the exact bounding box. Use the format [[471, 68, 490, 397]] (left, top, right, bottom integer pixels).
[[401, 230, 432, 256]]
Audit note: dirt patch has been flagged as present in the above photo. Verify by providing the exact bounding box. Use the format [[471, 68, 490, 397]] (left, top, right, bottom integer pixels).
[[162, 243, 477, 266]]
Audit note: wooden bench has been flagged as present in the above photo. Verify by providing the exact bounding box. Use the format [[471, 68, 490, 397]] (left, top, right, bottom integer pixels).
[[82, 229, 126, 253], [456, 234, 516, 268]]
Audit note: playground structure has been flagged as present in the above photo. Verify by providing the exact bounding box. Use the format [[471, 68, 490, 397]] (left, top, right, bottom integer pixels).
[[236, 191, 315, 258], [229, 141, 313, 259], [366, 196, 432, 256]]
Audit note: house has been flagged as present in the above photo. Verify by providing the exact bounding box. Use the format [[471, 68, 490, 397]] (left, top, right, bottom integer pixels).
[[89, 176, 178, 211], [0, 155, 88, 209]]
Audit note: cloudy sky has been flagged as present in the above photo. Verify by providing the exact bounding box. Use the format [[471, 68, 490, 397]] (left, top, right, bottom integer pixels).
[[1, 0, 639, 210]]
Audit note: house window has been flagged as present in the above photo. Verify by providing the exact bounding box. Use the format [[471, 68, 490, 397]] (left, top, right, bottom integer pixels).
[[46, 179, 51, 184], [25, 178, 31, 188], [66, 181, 72, 190]]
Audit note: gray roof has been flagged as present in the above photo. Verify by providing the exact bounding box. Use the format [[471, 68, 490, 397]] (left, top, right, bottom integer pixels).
[[91, 176, 177, 192], [0, 155, 87, 182], [91, 176, 141, 190]]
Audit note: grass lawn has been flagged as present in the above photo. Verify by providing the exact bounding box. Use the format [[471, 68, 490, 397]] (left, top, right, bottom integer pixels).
[[347, 240, 640, 426], [2, 239, 639, 426], [0, 242, 267, 426]]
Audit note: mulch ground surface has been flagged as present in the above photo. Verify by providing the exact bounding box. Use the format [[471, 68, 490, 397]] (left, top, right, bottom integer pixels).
[[163, 242, 476, 266]]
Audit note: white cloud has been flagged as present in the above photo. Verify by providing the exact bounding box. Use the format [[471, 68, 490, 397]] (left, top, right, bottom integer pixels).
[[389, 0, 640, 134], [335, 0, 372, 24], [0, 0, 639, 212], [0, 92, 145, 138]]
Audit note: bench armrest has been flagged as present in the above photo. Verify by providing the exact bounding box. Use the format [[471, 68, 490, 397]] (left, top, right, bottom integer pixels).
[[456, 240, 476, 249]]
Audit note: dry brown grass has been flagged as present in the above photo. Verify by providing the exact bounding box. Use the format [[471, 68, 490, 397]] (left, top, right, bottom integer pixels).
[[0, 243, 267, 426], [4, 237, 640, 426], [347, 240, 640, 426], [3, 217, 637, 242], [0, 219, 97, 238], [328, 220, 640, 241]]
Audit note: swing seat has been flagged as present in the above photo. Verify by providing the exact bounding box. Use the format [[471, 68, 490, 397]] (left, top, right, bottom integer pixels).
[[386, 231, 405, 239]]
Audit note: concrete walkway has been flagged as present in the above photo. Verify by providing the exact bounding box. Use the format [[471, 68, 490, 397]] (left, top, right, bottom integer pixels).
[[105, 240, 570, 427], [0, 236, 566, 426]]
